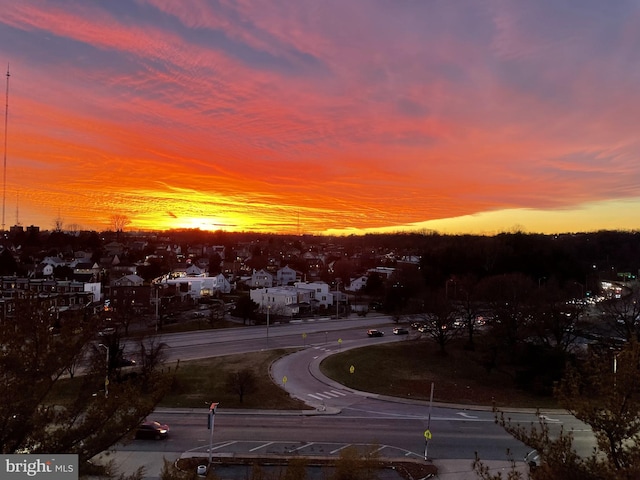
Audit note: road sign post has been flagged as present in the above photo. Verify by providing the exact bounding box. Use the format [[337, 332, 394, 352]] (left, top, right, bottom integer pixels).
[[424, 429, 433, 460], [208, 402, 219, 465], [425, 382, 434, 460]]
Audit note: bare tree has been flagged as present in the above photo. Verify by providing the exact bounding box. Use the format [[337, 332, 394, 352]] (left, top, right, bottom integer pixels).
[[225, 368, 257, 403], [66, 223, 81, 235], [53, 214, 64, 232], [475, 340, 640, 479], [413, 288, 462, 353], [0, 295, 174, 472], [601, 283, 640, 341], [110, 214, 131, 233]]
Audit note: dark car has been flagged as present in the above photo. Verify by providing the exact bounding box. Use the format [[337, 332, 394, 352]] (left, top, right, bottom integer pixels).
[[367, 329, 384, 337], [393, 327, 409, 335], [135, 421, 169, 440]]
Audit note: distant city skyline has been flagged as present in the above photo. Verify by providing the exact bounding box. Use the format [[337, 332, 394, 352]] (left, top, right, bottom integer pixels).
[[0, 1, 639, 235]]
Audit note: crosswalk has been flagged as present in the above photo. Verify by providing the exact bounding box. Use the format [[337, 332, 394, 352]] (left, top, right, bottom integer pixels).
[[307, 389, 349, 401]]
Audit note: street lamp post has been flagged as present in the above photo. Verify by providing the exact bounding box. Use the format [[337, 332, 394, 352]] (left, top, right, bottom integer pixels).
[[266, 304, 270, 348], [335, 279, 340, 319], [98, 343, 109, 398], [155, 285, 159, 333]]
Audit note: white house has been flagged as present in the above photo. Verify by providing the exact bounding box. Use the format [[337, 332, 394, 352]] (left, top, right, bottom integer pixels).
[[276, 265, 298, 286], [250, 286, 313, 317], [84, 282, 102, 303], [347, 275, 368, 292], [294, 281, 334, 308], [158, 273, 232, 298]]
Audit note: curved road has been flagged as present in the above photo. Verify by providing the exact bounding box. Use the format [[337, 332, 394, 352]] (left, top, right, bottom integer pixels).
[[112, 315, 594, 476]]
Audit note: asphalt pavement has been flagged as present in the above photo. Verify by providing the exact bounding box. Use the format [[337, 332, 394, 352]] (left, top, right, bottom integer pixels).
[[90, 315, 536, 479]]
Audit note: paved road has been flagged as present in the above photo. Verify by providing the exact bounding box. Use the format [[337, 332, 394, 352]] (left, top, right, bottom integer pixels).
[[101, 316, 594, 479]]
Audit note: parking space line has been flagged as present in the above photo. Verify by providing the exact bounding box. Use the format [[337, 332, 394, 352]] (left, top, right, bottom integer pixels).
[[330, 444, 351, 455], [250, 442, 274, 452], [209, 441, 237, 451], [291, 442, 314, 452]]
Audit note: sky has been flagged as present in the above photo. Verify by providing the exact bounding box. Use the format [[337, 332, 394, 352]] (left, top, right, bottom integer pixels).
[[0, 0, 639, 236]]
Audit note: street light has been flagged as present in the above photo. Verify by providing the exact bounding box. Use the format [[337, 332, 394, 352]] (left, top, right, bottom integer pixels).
[[98, 343, 109, 398]]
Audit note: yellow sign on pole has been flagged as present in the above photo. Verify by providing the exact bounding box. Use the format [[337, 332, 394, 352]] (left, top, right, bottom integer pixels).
[[282, 376, 288, 385], [349, 365, 355, 374], [424, 429, 432, 440]]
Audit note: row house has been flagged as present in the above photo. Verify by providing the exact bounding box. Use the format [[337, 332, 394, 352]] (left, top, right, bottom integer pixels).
[[0, 276, 100, 322]]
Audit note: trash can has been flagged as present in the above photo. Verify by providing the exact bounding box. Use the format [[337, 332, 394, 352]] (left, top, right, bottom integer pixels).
[[197, 465, 207, 476]]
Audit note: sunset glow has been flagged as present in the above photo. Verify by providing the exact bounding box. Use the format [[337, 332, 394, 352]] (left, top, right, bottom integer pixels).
[[1, 1, 639, 234]]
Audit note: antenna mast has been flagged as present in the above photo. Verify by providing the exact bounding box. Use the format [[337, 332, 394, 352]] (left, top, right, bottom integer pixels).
[[2, 64, 9, 232]]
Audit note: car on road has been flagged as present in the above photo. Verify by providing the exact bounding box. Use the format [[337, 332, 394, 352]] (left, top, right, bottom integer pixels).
[[135, 421, 169, 440], [393, 327, 409, 335], [524, 449, 540, 470], [367, 329, 384, 337]]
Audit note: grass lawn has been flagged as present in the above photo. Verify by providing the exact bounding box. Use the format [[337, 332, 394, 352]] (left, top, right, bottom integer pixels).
[[320, 337, 559, 409], [50, 336, 556, 410], [160, 348, 307, 409]]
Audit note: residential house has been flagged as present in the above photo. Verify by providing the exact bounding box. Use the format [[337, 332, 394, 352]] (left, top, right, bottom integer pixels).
[[347, 275, 368, 292], [294, 281, 334, 309], [250, 286, 312, 317], [251, 269, 274, 288], [276, 265, 299, 286]]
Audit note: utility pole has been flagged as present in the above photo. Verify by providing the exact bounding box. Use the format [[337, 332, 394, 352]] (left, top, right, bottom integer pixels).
[[2, 64, 10, 232]]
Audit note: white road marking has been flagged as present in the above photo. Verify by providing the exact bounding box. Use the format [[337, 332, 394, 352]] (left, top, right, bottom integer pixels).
[[291, 442, 314, 452], [539, 415, 560, 423], [457, 412, 479, 419], [250, 442, 274, 452], [308, 393, 325, 400], [209, 441, 237, 451], [330, 444, 351, 454]]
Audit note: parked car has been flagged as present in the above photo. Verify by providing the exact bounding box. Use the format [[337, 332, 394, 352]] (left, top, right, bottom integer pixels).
[[97, 327, 115, 337], [135, 421, 169, 440], [367, 329, 384, 337], [116, 357, 136, 367], [524, 449, 540, 470], [393, 327, 409, 335]]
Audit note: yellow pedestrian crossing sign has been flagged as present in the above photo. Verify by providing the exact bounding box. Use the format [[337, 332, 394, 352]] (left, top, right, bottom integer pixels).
[[424, 429, 432, 440]]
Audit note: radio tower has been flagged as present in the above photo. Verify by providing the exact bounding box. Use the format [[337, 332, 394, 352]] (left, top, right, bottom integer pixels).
[[2, 64, 9, 232]]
